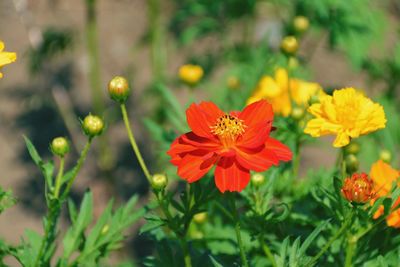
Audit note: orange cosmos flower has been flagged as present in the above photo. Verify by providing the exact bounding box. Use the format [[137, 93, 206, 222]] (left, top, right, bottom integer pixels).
[[369, 160, 400, 228], [167, 100, 292, 193], [341, 173, 374, 203]]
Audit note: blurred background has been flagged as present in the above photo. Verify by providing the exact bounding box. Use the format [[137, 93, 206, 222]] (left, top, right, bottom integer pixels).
[[0, 0, 399, 265]]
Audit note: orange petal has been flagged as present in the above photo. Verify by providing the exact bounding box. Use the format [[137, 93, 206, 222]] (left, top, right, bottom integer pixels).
[[239, 100, 274, 128], [214, 157, 250, 193], [177, 151, 218, 183], [186, 102, 223, 138]]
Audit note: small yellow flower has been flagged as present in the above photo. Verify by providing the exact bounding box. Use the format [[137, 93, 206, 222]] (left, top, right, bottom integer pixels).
[[179, 64, 203, 86], [247, 68, 322, 117], [304, 88, 386, 147], [0, 41, 17, 78]]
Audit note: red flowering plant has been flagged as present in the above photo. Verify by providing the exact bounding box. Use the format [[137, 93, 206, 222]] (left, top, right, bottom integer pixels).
[[167, 100, 293, 192]]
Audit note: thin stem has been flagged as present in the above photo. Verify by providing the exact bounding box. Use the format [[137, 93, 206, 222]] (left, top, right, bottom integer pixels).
[[307, 213, 353, 266], [120, 103, 152, 182], [156, 192, 192, 267], [344, 236, 356, 267], [62, 139, 93, 200], [292, 140, 301, 178], [259, 235, 277, 267], [54, 157, 65, 198], [230, 195, 249, 267]]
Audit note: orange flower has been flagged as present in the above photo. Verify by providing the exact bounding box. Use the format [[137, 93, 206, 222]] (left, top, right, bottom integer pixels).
[[369, 160, 400, 228], [341, 173, 374, 203], [167, 100, 292, 193]]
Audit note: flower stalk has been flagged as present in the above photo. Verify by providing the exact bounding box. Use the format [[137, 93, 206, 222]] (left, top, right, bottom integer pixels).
[[229, 195, 249, 267]]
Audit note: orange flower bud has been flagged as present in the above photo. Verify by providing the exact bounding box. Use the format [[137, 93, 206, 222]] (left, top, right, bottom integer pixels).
[[341, 173, 374, 203]]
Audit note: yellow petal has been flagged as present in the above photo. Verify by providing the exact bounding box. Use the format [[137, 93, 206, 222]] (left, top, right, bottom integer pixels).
[[257, 76, 281, 98], [333, 132, 350, 147], [0, 41, 4, 52], [274, 68, 288, 89]]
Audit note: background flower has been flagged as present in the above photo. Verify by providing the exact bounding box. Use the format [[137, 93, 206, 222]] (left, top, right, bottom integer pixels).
[[0, 41, 16, 78], [304, 87, 386, 147]]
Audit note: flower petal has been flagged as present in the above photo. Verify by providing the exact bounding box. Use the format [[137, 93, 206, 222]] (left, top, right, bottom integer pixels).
[[239, 100, 274, 128], [186, 102, 224, 138], [235, 145, 278, 172], [177, 151, 218, 183], [237, 120, 272, 149], [265, 138, 293, 161], [214, 157, 250, 193]]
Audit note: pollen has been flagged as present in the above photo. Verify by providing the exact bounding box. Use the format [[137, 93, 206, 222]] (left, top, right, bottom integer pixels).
[[211, 114, 246, 141]]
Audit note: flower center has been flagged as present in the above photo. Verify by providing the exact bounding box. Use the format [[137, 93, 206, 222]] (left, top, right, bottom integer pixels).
[[211, 114, 246, 147]]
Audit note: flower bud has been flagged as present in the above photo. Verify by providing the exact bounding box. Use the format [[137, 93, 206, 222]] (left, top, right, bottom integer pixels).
[[151, 173, 168, 191], [293, 16, 310, 34], [51, 137, 70, 157], [251, 173, 265, 187], [193, 212, 207, 224], [227, 76, 240, 90], [101, 224, 109, 235], [345, 154, 359, 173], [344, 142, 360, 155], [291, 107, 304, 120], [82, 114, 104, 138], [341, 173, 374, 203], [379, 149, 392, 163], [108, 76, 130, 103], [308, 94, 320, 105], [281, 36, 299, 55], [288, 57, 299, 70], [179, 64, 204, 86]]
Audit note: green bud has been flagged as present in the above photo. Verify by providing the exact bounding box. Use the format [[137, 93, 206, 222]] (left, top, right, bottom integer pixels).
[[101, 224, 109, 235], [379, 149, 392, 163], [108, 76, 130, 103], [281, 36, 299, 55], [345, 154, 359, 173], [309, 94, 320, 105], [82, 114, 104, 138], [291, 107, 305, 120], [293, 16, 310, 34], [151, 173, 168, 191], [51, 137, 70, 157], [251, 173, 265, 187], [344, 142, 360, 155], [193, 212, 207, 224]]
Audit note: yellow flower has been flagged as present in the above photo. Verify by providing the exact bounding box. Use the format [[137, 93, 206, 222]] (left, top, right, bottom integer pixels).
[[369, 160, 400, 228], [0, 41, 17, 78], [247, 68, 322, 117], [304, 88, 386, 147], [179, 64, 203, 86]]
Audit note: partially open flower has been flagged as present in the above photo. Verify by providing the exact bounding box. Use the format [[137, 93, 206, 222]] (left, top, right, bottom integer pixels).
[[82, 114, 104, 138], [51, 137, 70, 157], [341, 173, 374, 203], [108, 76, 130, 103], [179, 64, 203, 86]]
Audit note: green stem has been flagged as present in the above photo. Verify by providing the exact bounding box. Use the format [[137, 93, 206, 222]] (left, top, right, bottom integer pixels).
[[292, 140, 301, 178], [54, 157, 65, 198], [180, 237, 193, 267], [230, 195, 249, 267], [307, 213, 353, 266], [120, 103, 152, 182], [62, 139, 93, 200], [344, 236, 356, 267], [259, 235, 277, 267]]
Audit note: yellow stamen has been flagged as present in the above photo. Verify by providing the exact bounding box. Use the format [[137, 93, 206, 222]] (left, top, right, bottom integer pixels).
[[211, 114, 246, 147]]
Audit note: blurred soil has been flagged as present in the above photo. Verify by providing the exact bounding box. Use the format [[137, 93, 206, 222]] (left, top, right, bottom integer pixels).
[[0, 0, 399, 265]]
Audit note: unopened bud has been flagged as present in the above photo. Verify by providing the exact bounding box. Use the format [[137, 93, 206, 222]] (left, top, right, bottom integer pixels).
[[193, 212, 207, 224], [82, 114, 104, 138], [379, 149, 392, 163], [341, 173, 374, 203], [51, 137, 70, 157], [101, 224, 109, 235], [293, 16, 310, 34], [251, 173, 265, 187], [309, 94, 320, 105], [281, 36, 299, 55], [108, 76, 130, 103], [345, 154, 359, 173], [345, 142, 360, 155], [151, 173, 168, 191], [288, 57, 299, 70], [227, 76, 240, 90], [291, 107, 304, 120]]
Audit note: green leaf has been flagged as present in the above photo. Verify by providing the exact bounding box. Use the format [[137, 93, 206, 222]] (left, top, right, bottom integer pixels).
[[23, 136, 42, 166], [299, 220, 330, 256], [140, 215, 166, 235], [209, 255, 224, 267], [62, 191, 93, 259]]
